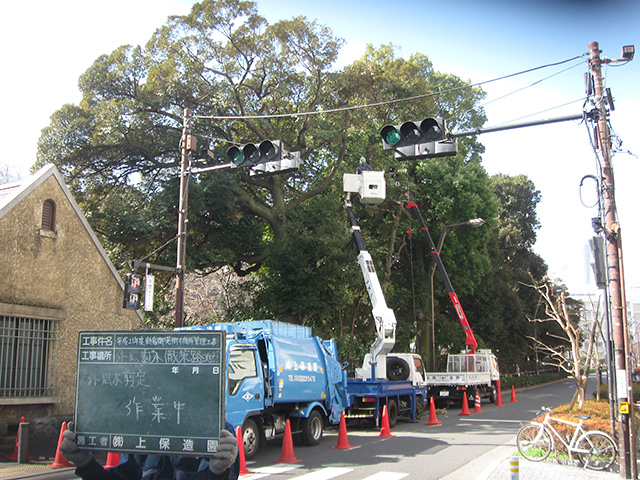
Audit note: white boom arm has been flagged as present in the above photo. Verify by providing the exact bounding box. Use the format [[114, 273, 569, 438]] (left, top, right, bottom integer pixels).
[[343, 169, 396, 380]]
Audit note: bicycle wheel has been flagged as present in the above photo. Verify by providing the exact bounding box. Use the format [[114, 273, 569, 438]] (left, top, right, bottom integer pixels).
[[575, 431, 617, 471], [517, 423, 552, 461]]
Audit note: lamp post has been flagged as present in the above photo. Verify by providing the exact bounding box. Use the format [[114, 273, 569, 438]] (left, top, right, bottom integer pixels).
[[428, 218, 485, 370]]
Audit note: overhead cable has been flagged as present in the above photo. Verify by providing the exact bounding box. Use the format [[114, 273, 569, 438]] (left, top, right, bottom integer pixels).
[[194, 55, 585, 121]]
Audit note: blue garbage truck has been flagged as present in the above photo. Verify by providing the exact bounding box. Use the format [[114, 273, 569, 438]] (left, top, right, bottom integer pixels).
[[178, 320, 347, 459]]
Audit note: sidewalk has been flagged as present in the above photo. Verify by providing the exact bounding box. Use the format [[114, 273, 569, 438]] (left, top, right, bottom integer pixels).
[[442, 441, 622, 480], [0, 460, 74, 479]]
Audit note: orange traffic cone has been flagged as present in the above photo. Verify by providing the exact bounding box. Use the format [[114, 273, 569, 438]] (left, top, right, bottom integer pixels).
[[459, 392, 472, 416], [332, 412, 354, 449], [49, 422, 73, 469], [275, 419, 302, 464], [378, 405, 393, 438], [235, 425, 254, 475], [473, 393, 483, 413], [105, 452, 120, 468], [510, 385, 518, 402], [495, 381, 504, 407], [425, 397, 441, 426]]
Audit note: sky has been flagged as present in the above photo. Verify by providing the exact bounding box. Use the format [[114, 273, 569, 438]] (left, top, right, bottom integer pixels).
[[1, 0, 639, 297]]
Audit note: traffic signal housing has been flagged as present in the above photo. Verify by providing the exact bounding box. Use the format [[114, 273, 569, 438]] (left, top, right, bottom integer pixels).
[[123, 273, 143, 310], [227, 140, 280, 168], [380, 117, 458, 160], [226, 140, 302, 177]]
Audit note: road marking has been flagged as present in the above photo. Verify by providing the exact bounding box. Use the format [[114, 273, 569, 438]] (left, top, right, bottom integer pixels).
[[241, 464, 301, 479], [242, 465, 410, 480], [292, 467, 354, 479], [362, 472, 409, 480], [460, 419, 524, 423]]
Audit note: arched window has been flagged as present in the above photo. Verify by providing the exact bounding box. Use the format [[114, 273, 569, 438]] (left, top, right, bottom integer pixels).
[[41, 199, 56, 231]]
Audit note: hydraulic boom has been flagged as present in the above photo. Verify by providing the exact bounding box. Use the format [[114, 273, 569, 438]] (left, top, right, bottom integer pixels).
[[406, 202, 478, 354], [344, 197, 397, 380]]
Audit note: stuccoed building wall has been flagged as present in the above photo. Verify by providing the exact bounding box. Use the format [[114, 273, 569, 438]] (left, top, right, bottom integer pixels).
[[0, 165, 140, 447]]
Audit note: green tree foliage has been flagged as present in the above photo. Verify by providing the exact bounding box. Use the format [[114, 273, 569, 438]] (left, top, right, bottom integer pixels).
[[35, 0, 551, 371], [463, 174, 549, 371], [37, 0, 347, 280]]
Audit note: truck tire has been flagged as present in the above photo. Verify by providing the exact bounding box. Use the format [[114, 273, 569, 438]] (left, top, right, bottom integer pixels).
[[416, 395, 425, 418], [489, 384, 498, 404], [386, 357, 410, 381], [385, 399, 398, 427], [298, 409, 324, 446], [242, 418, 260, 460]]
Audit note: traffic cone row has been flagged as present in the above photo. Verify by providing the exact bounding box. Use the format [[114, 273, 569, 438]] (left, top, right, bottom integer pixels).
[[459, 392, 472, 416], [332, 412, 354, 449], [105, 452, 120, 468], [495, 380, 504, 407], [49, 421, 73, 469], [41, 387, 521, 472], [235, 426, 253, 475], [378, 404, 393, 438], [425, 397, 441, 426], [276, 419, 302, 463], [473, 393, 483, 413]]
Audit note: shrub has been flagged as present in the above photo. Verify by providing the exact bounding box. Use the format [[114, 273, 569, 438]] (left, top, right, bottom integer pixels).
[[594, 383, 640, 402]]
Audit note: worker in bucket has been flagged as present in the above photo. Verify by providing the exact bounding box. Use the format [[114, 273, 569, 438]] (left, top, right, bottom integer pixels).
[[58, 422, 240, 480]]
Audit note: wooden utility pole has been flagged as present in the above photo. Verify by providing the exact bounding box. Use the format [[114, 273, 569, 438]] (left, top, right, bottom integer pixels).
[[588, 41, 634, 479], [175, 108, 193, 328]]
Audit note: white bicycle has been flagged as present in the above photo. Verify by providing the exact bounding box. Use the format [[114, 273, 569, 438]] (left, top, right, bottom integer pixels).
[[516, 406, 617, 471]]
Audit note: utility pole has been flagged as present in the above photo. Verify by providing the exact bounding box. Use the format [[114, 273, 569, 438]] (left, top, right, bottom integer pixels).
[[175, 108, 193, 329], [588, 41, 634, 479]]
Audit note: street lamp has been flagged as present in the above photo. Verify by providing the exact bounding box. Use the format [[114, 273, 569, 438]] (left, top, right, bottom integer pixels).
[[428, 218, 485, 370]]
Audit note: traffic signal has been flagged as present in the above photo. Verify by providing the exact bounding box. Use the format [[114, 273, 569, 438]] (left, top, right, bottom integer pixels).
[[123, 273, 143, 310], [226, 140, 302, 177], [380, 117, 458, 160], [250, 149, 302, 177], [226, 140, 281, 168]]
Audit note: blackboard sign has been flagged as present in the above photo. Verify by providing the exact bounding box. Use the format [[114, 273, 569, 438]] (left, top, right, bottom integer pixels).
[[74, 330, 225, 456]]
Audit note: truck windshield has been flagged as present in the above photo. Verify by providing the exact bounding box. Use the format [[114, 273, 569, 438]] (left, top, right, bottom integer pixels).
[[228, 349, 257, 396]]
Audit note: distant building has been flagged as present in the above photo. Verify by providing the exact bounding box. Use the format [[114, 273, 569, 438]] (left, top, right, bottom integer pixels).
[[0, 164, 141, 436], [572, 272, 640, 369]]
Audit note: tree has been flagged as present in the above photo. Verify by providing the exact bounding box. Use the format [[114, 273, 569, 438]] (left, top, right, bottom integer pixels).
[[462, 174, 548, 370], [36, 0, 490, 337], [0, 163, 20, 184], [526, 278, 587, 409], [37, 0, 346, 282]]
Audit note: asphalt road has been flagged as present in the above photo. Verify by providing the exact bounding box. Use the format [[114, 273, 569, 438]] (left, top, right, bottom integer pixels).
[[20, 376, 599, 480]]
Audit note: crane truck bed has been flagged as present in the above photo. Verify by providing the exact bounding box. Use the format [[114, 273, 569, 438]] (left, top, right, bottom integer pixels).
[[425, 349, 500, 407]]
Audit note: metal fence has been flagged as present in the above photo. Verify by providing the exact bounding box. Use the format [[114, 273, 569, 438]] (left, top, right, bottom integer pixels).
[[0, 315, 58, 398]]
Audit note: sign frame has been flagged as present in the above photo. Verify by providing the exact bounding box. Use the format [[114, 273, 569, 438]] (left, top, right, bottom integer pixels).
[[74, 330, 225, 457]]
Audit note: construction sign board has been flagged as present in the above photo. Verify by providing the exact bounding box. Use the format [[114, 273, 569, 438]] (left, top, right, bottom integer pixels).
[[74, 330, 225, 456]]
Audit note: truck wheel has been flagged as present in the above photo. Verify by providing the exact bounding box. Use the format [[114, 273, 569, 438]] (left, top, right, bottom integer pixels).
[[489, 384, 498, 404], [385, 399, 398, 427], [299, 410, 324, 446], [416, 395, 425, 418], [242, 418, 260, 460], [386, 357, 410, 381]]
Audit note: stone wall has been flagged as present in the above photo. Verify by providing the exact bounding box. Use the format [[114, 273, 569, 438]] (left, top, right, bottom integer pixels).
[[0, 173, 140, 430]]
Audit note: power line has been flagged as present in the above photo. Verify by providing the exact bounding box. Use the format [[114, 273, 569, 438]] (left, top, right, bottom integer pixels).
[[452, 60, 585, 125], [194, 55, 585, 122]]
